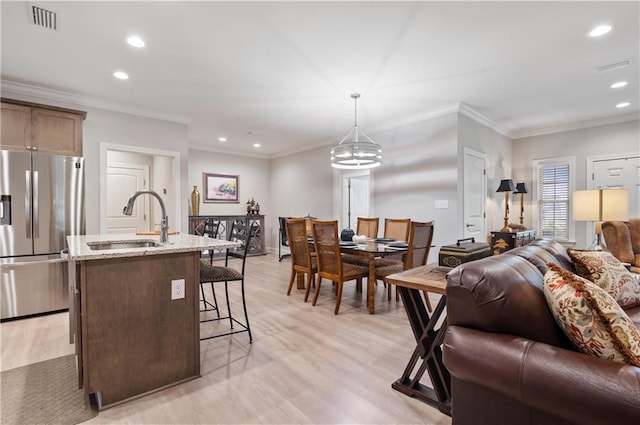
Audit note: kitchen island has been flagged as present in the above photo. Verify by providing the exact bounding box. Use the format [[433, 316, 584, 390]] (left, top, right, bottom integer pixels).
[[67, 233, 239, 409]]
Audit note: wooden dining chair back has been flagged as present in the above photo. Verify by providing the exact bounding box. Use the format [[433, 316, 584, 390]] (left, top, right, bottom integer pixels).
[[311, 220, 367, 314], [375, 221, 435, 307], [285, 218, 317, 301], [405, 221, 435, 269], [384, 218, 411, 242], [356, 217, 379, 238]]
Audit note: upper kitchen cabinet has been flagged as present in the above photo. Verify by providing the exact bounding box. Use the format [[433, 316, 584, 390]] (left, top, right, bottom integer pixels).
[[1, 102, 31, 151], [1, 99, 86, 156]]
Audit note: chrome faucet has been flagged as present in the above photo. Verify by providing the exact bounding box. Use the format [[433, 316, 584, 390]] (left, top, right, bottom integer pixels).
[[123, 190, 169, 243]]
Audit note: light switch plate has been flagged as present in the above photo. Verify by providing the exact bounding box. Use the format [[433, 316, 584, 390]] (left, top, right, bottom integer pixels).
[[171, 279, 185, 300], [434, 200, 449, 209]]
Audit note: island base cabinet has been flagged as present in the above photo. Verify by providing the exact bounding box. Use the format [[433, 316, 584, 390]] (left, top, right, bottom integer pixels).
[[79, 251, 200, 409]]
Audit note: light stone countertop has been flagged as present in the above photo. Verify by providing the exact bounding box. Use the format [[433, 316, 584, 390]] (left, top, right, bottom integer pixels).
[[67, 233, 240, 261]]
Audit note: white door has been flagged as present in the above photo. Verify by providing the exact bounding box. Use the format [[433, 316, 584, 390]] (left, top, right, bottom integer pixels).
[[463, 148, 487, 240], [342, 175, 370, 231], [107, 164, 149, 233], [593, 156, 640, 218]]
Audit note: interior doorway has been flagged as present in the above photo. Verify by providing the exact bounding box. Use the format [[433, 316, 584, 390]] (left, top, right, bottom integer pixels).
[[340, 171, 371, 231], [99, 144, 180, 234], [106, 161, 150, 233], [463, 148, 487, 240], [591, 155, 639, 217]]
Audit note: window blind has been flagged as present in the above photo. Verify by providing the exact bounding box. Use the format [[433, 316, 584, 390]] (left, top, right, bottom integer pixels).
[[537, 163, 569, 240]]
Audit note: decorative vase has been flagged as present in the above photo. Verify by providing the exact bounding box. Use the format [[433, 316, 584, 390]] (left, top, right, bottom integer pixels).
[[340, 228, 355, 241], [191, 186, 200, 216]]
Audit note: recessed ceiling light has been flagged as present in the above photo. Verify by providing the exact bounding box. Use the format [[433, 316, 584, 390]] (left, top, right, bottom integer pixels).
[[611, 81, 628, 89], [126, 35, 145, 48], [589, 24, 612, 37], [218, 137, 227, 142], [616, 102, 630, 108], [113, 71, 129, 80], [253, 143, 261, 148]]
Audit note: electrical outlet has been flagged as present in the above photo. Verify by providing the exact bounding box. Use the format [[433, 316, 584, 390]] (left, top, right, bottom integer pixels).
[[171, 279, 185, 300]]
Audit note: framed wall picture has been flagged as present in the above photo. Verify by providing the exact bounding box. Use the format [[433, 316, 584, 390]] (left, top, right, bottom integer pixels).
[[203, 173, 239, 203]]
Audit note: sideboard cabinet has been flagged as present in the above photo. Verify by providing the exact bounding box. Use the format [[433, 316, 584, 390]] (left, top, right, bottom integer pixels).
[[490, 230, 537, 255], [189, 215, 265, 257]]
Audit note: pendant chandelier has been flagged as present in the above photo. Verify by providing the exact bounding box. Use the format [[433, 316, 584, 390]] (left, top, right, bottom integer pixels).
[[330, 93, 382, 169]]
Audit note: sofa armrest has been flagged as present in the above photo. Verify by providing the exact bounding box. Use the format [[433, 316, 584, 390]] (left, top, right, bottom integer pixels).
[[443, 326, 640, 425]]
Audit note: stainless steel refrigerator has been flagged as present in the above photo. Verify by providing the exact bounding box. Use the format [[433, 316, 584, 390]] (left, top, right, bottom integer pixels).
[[1, 149, 85, 320]]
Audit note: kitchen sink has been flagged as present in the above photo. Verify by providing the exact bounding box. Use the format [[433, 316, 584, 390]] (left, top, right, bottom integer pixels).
[[87, 240, 162, 250]]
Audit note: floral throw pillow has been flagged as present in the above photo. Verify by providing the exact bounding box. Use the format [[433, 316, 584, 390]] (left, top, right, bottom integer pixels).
[[543, 263, 640, 366], [567, 248, 640, 308]]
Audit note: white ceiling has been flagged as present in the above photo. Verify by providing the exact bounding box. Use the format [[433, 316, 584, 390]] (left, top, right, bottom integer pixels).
[[1, 1, 638, 158]]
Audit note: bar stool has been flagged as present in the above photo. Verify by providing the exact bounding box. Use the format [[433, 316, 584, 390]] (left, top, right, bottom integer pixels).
[[199, 221, 258, 342]]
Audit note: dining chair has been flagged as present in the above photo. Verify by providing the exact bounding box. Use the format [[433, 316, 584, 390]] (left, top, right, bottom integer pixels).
[[375, 221, 435, 309], [311, 220, 368, 314], [342, 216, 381, 267], [383, 218, 411, 241], [285, 218, 317, 301], [278, 216, 292, 261], [356, 217, 379, 238], [199, 220, 258, 342]]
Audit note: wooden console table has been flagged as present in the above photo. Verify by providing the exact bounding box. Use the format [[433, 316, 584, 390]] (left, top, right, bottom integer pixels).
[[385, 264, 451, 416], [189, 215, 265, 257]]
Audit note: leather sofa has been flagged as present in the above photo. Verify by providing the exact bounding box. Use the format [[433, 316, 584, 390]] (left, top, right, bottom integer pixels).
[[442, 238, 640, 425], [603, 218, 640, 273]]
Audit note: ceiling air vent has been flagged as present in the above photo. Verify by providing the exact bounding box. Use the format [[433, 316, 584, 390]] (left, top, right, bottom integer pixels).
[[27, 3, 60, 31], [597, 59, 631, 73]]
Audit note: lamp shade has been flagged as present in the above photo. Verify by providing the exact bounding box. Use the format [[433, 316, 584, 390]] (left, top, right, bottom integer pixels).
[[496, 179, 516, 192], [514, 182, 528, 194], [572, 189, 629, 221]]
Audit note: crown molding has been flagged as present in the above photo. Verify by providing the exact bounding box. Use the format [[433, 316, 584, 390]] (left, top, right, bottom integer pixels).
[[0, 80, 192, 125], [509, 111, 640, 139], [458, 102, 512, 137]]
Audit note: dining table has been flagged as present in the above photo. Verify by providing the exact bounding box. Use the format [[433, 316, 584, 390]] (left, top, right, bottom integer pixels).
[[334, 238, 409, 314]]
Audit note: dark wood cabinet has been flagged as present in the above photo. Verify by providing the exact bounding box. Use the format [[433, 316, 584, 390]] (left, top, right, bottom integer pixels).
[[189, 215, 265, 257], [490, 230, 537, 255]]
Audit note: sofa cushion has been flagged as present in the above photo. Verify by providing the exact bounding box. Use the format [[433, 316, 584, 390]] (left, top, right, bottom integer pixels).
[[602, 221, 635, 264], [627, 306, 640, 328], [543, 264, 640, 366], [446, 253, 571, 348], [506, 244, 561, 275], [567, 248, 640, 308], [528, 238, 575, 272]]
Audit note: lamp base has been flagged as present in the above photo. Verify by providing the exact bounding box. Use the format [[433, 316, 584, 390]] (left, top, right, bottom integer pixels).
[[586, 233, 609, 251]]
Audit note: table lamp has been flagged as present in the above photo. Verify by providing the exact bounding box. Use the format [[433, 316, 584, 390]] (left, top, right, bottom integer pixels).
[[572, 188, 628, 250], [496, 179, 516, 232], [513, 182, 528, 226]]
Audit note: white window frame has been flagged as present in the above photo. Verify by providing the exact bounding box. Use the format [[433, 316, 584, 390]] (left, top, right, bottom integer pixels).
[[532, 156, 576, 242]]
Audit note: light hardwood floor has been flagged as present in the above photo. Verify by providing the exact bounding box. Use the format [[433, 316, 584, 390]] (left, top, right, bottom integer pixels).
[[1, 254, 451, 424]]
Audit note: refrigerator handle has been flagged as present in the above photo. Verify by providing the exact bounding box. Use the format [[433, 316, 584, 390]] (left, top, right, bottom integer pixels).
[[25, 170, 31, 239], [33, 170, 39, 238]]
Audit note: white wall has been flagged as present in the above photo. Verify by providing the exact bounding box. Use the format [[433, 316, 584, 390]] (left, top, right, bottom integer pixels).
[[269, 145, 335, 251], [457, 114, 514, 236], [512, 119, 640, 248], [188, 148, 271, 242], [369, 113, 458, 263]]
